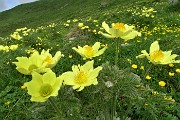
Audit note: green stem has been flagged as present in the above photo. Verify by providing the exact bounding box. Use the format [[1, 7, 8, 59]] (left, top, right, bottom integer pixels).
[[115, 39, 120, 66], [143, 63, 152, 80], [111, 93, 117, 120], [49, 97, 61, 114], [4, 92, 26, 120]]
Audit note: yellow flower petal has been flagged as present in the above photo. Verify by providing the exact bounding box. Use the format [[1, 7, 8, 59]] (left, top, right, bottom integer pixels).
[[25, 71, 62, 102], [149, 41, 160, 54], [62, 60, 102, 91], [42, 71, 56, 86]]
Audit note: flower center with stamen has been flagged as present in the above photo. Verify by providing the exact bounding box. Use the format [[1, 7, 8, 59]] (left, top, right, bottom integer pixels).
[[84, 46, 94, 58], [43, 55, 53, 64], [28, 64, 38, 71], [112, 23, 126, 32], [74, 70, 87, 84], [150, 50, 164, 61], [39, 84, 53, 97]]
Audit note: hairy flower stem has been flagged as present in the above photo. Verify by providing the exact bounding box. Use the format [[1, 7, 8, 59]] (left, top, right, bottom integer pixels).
[[115, 39, 120, 66], [111, 94, 117, 120], [143, 64, 152, 80], [49, 97, 61, 115]]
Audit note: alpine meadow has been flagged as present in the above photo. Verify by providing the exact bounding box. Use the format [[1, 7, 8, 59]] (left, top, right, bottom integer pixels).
[[0, 0, 180, 119]]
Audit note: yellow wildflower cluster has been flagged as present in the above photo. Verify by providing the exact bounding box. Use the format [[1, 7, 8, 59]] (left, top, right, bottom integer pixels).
[[13, 41, 106, 102], [164, 96, 175, 102], [0, 44, 18, 52], [10, 32, 22, 40], [10, 27, 32, 40], [127, 6, 156, 18], [139, 23, 180, 37], [63, 18, 101, 35], [141, 7, 157, 18]]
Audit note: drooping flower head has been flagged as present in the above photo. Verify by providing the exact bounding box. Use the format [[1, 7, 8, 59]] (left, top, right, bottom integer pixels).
[[40, 49, 62, 68], [62, 60, 102, 91], [101, 21, 141, 41], [136, 41, 180, 64], [72, 42, 107, 59], [24, 71, 63, 102], [13, 51, 50, 75]]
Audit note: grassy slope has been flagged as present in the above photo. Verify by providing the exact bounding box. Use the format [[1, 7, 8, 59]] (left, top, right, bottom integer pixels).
[[0, 0, 180, 119], [0, 0, 111, 36], [0, 0, 149, 37]]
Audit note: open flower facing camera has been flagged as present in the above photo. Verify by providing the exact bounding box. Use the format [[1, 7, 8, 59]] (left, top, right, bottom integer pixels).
[[24, 71, 63, 102], [62, 60, 102, 91]]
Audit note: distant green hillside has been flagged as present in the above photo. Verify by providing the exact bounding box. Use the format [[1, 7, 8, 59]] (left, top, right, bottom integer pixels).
[[0, 0, 179, 37], [0, 0, 128, 37]]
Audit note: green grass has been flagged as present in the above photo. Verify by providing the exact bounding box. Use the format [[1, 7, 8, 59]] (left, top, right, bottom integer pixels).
[[0, 0, 180, 119]]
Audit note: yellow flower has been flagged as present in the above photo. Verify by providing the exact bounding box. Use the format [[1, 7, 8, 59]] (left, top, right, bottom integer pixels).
[[10, 32, 22, 40], [158, 81, 166, 87], [78, 23, 84, 28], [67, 20, 71, 23], [0, 45, 4, 51], [164, 96, 175, 102], [169, 63, 174, 67], [131, 64, 137, 69], [140, 66, 144, 70], [10, 45, 18, 51], [136, 41, 180, 64], [13, 51, 51, 75], [21, 85, 26, 89], [24, 71, 63, 102], [62, 60, 102, 91], [72, 42, 108, 59], [69, 55, 72, 58], [145, 75, 151, 80], [3, 46, 9, 52], [64, 23, 69, 27], [169, 72, 174, 77], [127, 59, 131, 63], [176, 69, 180, 73], [92, 29, 97, 33], [101, 21, 141, 41], [73, 19, 78, 22], [93, 20, 98, 23], [5, 101, 11, 105], [152, 91, 158, 95], [40, 49, 62, 68]]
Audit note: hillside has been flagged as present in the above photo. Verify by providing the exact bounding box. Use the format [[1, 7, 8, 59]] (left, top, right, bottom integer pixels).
[[0, 0, 127, 37], [0, 0, 180, 119]]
